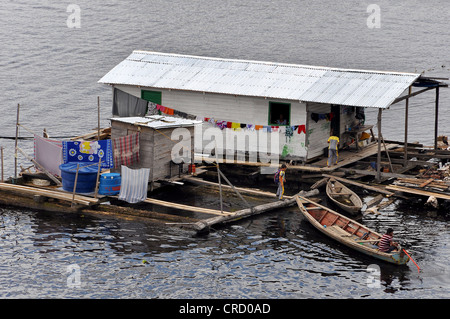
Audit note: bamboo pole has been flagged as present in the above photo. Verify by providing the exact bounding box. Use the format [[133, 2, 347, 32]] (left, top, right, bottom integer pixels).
[[434, 86, 439, 150], [94, 157, 102, 199], [1, 146, 3, 182], [71, 164, 80, 207], [216, 151, 224, 214], [14, 103, 20, 179], [97, 96, 101, 141], [217, 167, 252, 210], [381, 134, 394, 173]]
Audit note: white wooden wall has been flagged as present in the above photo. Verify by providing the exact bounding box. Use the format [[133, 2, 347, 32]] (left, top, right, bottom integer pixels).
[[306, 103, 332, 160], [114, 84, 308, 161]]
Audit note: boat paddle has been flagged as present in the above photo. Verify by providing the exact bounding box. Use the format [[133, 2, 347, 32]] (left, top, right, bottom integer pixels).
[[402, 249, 420, 273]]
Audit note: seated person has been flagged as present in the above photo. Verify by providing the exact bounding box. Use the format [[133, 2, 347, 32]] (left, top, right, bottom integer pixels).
[[378, 228, 399, 253]]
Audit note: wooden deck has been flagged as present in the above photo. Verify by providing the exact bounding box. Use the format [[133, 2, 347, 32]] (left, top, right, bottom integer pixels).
[[309, 142, 399, 170], [195, 142, 400, 173]]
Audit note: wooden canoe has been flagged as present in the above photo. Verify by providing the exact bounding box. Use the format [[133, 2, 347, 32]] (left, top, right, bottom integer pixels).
[[296, 196, 410, 265], [326, 178, 362, 215]]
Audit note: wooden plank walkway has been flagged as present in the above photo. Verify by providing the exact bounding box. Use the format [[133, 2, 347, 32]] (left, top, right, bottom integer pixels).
[[195, 142, 399, 173], [311, 142, 399, 169], [0, 182, 99, 206], [385, 185, 450, 201]]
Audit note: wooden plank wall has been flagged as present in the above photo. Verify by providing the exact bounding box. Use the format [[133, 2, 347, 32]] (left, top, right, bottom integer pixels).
[[111, 121, 195, 182], [306, 102, 331, 159]]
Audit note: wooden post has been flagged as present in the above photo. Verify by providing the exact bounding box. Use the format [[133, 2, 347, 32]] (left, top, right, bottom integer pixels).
[[404, 86, 410, 167], [215, 151, 224, 214], [434, 86, 439, 150], [14, 103, 20, 179], [217, 167, 252, 210], [94, 157, 102, 199], [97, 96, 101, 141], [1, 146, 3, 182], [381, 135, 394, 173], [71, 164, 80, 208], [376, 108, 382, 182]]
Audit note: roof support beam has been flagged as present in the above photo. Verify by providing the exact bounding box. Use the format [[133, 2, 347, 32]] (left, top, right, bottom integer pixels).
[[404, 86, 411, 167], [376, 108, 382, 182], [391, 87, 435, 105]]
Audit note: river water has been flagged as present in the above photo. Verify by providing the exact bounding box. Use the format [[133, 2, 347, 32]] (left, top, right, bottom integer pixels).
[[0, 0, 449, 300]]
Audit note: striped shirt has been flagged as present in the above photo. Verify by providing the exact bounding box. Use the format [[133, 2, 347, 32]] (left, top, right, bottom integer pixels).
[[378, 234, 393, 252]]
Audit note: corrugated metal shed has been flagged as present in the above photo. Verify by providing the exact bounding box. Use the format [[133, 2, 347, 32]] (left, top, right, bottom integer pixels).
[[99, 50, 420, 109]]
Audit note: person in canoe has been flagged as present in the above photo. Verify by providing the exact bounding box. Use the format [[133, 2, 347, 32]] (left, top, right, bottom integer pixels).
[[378, 228, 400, 253]]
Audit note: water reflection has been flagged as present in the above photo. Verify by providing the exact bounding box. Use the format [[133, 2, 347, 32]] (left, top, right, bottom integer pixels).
[[0, 184, 449, 298]]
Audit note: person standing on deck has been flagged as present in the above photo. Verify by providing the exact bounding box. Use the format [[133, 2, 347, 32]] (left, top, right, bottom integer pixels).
[[275, 164, 287, 200], [327, 135, 340, 167], [378, 228, 400, 253]]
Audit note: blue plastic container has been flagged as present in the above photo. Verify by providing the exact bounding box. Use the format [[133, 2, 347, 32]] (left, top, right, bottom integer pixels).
[[98, 173, 121, 195], [59, 162, 99, 193]]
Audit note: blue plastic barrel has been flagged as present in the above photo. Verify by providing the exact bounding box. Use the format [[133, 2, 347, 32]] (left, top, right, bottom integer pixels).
[[98, 173, 121, 195], [59, 162, 99, 193]]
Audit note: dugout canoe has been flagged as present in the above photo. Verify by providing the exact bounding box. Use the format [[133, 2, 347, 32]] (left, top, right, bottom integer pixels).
[[296, 196, 410, 265], [326, 178, 362, 215]]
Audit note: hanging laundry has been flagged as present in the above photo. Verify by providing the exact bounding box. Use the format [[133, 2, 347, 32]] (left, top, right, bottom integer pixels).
[[118, 165, 150, 203], [263, 126, 272, 133], [285, 126, 294, 139], [297, 124, 306, 134], [216, 121, 227, 130], [231, 122, 241, 131], [34, 135, 63, 176], [255, 125, 263, 130], [328, 112, 334, 121], [311, 113, 319, 123], [62, 139, 114, 169], [112, 133, 140, 168], [246, 124, 255, 131], [226, 122, 232, 129]]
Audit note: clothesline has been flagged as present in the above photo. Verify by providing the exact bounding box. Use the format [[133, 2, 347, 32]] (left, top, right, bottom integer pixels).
[[149, 102, 307, 135]]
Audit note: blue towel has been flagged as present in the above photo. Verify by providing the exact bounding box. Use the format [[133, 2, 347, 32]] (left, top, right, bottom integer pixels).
[[62, 140, 113, 169]]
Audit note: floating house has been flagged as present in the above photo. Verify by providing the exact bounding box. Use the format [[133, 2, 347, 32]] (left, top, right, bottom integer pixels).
[[98, 50, 446, 170]]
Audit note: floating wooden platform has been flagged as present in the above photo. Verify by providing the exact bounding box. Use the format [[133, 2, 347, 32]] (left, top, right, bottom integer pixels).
[[0, 182, 99, 206], [385, 184, 450, 201]]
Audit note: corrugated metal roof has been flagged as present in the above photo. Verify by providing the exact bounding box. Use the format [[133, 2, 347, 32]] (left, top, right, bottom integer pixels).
[[99, 50, 420, 109]]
